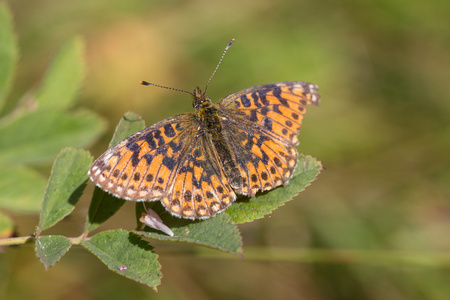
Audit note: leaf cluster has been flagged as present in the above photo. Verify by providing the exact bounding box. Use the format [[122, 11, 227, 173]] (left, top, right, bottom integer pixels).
[[0, 3, 105, 224]]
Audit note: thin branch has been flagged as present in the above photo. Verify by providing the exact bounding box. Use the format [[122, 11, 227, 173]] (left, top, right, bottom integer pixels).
[[0, 234, 90, 247], [0, 236, 34, 247]]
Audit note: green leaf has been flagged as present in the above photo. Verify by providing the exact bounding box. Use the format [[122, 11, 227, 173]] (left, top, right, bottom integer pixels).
[[135, 202, 242, 255], [84, 112, 145, 232], [0, 212, 14, 239], [35, 235, 71, 270], [226, 154, 322, 224], [84, 187, 126, 232], [81, 229, 161, 290], [0, 108, 106, 165], [0, 164, 47, 213], [0, 3, 18, 111], [35, 36, 85, 109], [39, 148, 92, 231], [109, 111, 146, 146]]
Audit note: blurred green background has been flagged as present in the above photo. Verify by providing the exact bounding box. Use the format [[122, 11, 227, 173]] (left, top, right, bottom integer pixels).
[[2, 0, 450, 299]]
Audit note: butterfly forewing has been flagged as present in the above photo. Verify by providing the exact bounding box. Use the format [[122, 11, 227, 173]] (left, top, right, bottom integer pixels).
[[89, 114, 197, 201], [217, 82, 319, 145], [215, 81, 319, 196]]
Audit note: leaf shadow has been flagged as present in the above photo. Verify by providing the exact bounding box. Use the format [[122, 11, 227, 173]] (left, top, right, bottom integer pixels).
[[68, 179, 88, 206], [127, 231, 154, 252]]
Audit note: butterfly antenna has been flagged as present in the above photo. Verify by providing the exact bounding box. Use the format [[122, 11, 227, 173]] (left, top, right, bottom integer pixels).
[[203, 38, 235, 95], [140, 81, 194, 96]]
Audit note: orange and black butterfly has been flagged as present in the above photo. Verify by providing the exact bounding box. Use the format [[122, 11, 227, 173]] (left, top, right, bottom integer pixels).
[[89, 40, 319, 219]]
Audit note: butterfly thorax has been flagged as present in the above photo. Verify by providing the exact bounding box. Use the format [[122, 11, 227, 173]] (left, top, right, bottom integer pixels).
[[192, 87, 221, 134]]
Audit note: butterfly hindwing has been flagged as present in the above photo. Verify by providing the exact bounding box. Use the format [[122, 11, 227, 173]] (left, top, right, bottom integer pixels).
[[219, 117, 298, 196], [160, 132, 236, 219]]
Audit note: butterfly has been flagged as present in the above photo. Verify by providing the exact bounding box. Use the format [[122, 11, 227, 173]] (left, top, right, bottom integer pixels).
[[89, 40, 319, 219]]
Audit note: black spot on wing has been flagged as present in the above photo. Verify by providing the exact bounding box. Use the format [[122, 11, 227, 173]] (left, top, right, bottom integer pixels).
[[133, 173, 140, 181], [126, 142, 140, 152], [142, 153, 153, 164], [244, 136, 254, 151], [258, 91, 269, 105], [260, 107, 269, 115], [131, 151, 140, 167], [162, 156, 176, 170], [193, 149, 202, 157], [241, 94, 251, 107], [155, 147, 168, 155], [144, 132, 157, 148], [256, 134, 270, 147], [145, 174, 153, 182], [262, 117, 272, 131], [184, 190, 192, 201], [192, 176, 202, 189], [163, 124, 176, 137], [250, 92, 262, 107], [272, 104, 281, 114], [261, 151, 269, 164], [153, 130, 165, 146], [169, 141, 182, 152], [249, 110, 258, 122]]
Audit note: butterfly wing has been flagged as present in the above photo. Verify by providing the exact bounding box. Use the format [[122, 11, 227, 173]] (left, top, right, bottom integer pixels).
[[89, 113, 235, 219], [160, 131, 236, 219], [215, 81, 319, 196], [89, 114, 196, 201]]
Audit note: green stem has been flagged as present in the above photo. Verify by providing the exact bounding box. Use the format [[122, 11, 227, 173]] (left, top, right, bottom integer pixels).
[[0, 233, 90, 247], [0, 236, 34, 246]]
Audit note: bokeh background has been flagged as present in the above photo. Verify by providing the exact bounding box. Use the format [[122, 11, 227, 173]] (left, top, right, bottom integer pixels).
[[2, 0, 450, 299]]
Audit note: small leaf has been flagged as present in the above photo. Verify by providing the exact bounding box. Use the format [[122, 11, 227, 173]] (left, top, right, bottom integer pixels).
[[84, 187, 126, 232], [39, 148, 92, 231], [35, 235, 71, 270], [84, 112, 145, 232], [0, 212, 14, 239], [35, 36, 85, 109], [0, 164, 47, 213], [135, 202, 242, 255], [226, 155, 322, 224], [0, 108, 106, 165], [0, 2, 18, 111], [81, 229, 161, 290], [109, 112, 146, 146]]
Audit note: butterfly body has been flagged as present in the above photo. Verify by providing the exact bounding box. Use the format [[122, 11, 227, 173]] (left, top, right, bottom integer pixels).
[[89, 81, 319, 219]]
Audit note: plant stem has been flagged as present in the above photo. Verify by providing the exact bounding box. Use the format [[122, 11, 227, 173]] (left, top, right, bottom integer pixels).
[[0, 236, 34, 247], [0, 234, 90, 247]]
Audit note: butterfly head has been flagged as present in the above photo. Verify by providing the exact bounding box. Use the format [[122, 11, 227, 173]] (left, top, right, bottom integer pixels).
[[192, 86, 212, 110]]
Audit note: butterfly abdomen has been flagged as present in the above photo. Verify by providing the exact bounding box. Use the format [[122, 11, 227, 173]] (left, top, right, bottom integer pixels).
[[198, 106, 243, 190]]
